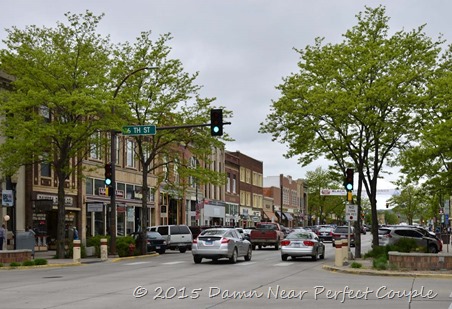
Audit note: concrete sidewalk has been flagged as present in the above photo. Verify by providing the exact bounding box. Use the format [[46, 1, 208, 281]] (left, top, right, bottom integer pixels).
[[32, 250, 159, 267], [34, 250, 104, 266]]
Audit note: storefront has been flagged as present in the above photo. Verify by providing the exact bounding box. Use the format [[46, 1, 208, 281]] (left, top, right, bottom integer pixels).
[[85, 179, 154, 237], [32, 192, 79, 249], [201, 199, 226, 226]]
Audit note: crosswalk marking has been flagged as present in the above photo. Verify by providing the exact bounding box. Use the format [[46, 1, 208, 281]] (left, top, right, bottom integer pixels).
[[274, 262, 294, 266], [124, 261, 151, 266]]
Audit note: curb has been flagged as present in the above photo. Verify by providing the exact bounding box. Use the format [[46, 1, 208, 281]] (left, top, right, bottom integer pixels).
[[110, 253, 159, 263], [322, 264, 452, 279], [0, 253, 160, 270]]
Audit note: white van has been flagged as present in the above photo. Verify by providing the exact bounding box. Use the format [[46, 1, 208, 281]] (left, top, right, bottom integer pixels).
[[147, 225, 193, 253]]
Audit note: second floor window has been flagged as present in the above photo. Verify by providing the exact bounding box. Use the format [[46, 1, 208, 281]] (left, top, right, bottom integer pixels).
[[126, 140, 135, 168], [41, 161, 51, 177], [90, 132, 102, 160]]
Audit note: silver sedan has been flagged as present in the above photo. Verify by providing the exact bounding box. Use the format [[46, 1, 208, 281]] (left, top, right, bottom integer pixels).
[[192, 228, 252, 264], [280, 231, 325, 261]]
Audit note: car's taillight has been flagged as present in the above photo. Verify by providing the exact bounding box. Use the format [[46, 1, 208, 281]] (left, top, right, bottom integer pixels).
[[329, 232, 333, 236], [281, 240, 291, 246], [332, 233, 338, 237], [303, 241, 315, 246], [221, 238, 230, 244], [192, 238, 198, 244]]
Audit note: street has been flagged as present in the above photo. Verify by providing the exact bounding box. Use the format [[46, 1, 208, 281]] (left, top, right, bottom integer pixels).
[[0, 233, 451, 309]]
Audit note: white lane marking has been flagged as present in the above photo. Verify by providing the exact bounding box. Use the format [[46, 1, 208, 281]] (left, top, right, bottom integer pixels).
[[162, 261, 185, 265], [274, 262, 294, 266], [236, 262, 257, 266], [124, 261, 151, 266]]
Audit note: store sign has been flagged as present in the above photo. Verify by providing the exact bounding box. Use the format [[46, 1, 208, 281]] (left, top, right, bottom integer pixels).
[[37, 194, 73, 206], [87, 203, 103, 212], [2, 190, 13, 207]]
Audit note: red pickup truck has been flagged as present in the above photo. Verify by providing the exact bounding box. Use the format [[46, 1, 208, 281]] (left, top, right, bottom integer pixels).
[[250, 222, 285, 250]]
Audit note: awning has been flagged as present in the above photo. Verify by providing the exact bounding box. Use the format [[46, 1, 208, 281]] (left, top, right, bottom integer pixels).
[[263, 210, 278, 222], [284, 212, 294, 221]]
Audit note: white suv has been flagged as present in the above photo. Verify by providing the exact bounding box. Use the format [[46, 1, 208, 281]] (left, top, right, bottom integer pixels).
[[147, 225, 193, 253], [378, 226, 442, 253]]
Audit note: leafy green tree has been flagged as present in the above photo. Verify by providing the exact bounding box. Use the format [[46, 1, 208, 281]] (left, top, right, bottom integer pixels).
[[384, 210, 399, 225], [387, 185, 424, 225], [111, 31, 231, 254], [260, 6, 443, 254], [397, 48, 452, 206], [305, 166, 345, 224], [0, 12, 118, 258]]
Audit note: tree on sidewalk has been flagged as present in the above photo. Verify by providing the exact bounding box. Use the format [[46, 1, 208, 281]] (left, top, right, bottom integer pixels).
[[0, 12, 120, 258], [111, 31, 231, 254], [260, 6, 444, 254]]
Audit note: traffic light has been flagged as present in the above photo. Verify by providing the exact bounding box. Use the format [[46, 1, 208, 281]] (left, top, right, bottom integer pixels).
[[210, 109, 223, 136], [345, 168, 354, 192], [106, 185, 113, 197], [104, 163, 112, 185]]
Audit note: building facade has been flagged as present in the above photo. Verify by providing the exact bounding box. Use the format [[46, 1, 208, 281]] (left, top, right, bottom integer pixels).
[[228, 151, 263, 228]]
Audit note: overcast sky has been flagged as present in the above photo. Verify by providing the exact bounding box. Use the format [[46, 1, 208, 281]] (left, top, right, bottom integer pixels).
[[1, 1, 451, 207]]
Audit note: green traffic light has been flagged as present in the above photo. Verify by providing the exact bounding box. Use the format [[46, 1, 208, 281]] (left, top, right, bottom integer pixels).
[[346, 183, 353, 191], [105, 178, 112, 185]]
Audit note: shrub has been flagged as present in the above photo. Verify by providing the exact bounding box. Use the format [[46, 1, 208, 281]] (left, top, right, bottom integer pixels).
[[364, 246, 386, 259], [0, 263, 3, 267], [34, 258, 48, 265], [116, 236, 136, 257], [87, 235, 110, 257], [351, 262, 362, 268], [22, 260, 35, 266], [393, 238, 419, 253], [9, 262, 21, 267], [373, 256, 388, 270]]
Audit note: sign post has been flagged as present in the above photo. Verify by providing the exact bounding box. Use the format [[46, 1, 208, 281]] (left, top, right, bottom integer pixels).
[[345, 204, 357, 260]]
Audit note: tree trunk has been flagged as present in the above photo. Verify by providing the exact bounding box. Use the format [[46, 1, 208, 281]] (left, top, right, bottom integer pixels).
[[56, 172, 67, 259]]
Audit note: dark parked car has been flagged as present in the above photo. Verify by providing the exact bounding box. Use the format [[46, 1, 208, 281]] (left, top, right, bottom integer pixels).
[[145, 231, 167, 254], [131, 231, 167, 254], [332, 226, 355, 247], [318, 226, 334, 242]]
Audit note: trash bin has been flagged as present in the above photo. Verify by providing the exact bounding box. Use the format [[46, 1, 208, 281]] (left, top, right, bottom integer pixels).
[[16, 232, 36, 257]]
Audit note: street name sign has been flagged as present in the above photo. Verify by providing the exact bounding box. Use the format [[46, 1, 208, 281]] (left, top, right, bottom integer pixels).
[[122, 125, 156, 136], [346, 204, 358, 221]]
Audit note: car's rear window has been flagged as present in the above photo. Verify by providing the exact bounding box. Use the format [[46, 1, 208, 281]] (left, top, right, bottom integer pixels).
[[201, 229, 226, 236], [334, 227, 349, 233], [287, 232, 312, 239], [378, 229, 391, 235]]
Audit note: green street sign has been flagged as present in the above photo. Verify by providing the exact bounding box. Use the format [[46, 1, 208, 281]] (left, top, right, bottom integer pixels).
[[122, 125, 156, 135]]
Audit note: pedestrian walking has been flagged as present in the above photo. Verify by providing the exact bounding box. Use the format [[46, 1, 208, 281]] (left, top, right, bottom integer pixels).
[[0, 224, 6, 250]]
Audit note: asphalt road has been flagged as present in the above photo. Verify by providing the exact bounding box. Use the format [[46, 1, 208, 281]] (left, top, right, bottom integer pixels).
[[1, 233, 451, 309]]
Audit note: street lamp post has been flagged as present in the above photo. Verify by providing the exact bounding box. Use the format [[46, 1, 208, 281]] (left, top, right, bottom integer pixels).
[[109, 66, 158, 256]]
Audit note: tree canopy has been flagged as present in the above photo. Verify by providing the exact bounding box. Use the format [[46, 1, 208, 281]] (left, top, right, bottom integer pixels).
[[260, 5, 445, 248]]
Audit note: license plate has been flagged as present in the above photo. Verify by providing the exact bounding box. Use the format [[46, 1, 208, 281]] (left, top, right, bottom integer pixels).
[[293, 242, 301, 248], [205, 241, 213, 245], [156, 246, 160, 249]]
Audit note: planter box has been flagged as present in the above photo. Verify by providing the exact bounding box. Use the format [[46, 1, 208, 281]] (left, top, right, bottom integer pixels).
[[388, 251, 452, 271]]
